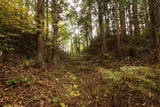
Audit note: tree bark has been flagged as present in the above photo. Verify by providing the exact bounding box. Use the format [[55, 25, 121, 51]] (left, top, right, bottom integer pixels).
[[46, 0, 49, 39], [51, 0, 59, 63], [114, 0, 122, 57], [119, 2, 126, 38], [98, 1, 105, 63], [88, 2, 93, 42], [104, 3, 110, 37], [128, 3, 133, 37], [37, 0, 45, 63], [144, 0, 150, 33], [149, 0, 160, 62], [132, 0, 140, 37]]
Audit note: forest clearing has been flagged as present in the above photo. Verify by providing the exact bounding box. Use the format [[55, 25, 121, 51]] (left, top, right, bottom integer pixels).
[[0, 0, 160, 107]]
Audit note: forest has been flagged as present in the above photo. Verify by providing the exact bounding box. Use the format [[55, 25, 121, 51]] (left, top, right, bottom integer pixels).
[[0, 0, 160, 106]]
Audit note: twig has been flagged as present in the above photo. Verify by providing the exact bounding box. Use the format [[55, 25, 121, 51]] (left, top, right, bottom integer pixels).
[[12, 89, 27, 106]]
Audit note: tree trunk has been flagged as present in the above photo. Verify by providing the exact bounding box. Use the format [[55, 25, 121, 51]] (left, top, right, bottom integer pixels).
[[51, 0, 59, 63], [37, 0, 45, 63], [46, 0, 49, 39], [44, 0, 50, 62], [149, 0, 160, 62], [114, 0, 122, 57], [88, 3, 93, 42], [98, 1, 105, 64], [119, 2, 126, 38], [144, 0, 150, 34], [132, 0, 140, 37], [128, 3, 133, 37], [104, 3, 110, 37]]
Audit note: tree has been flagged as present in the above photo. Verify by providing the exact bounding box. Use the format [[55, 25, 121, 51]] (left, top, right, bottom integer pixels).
[[97, 0, 106, 63], [128, 2, 133, 37], [37, 0, 45, 63], [114, 0, 122, 57], [119, 2, 126, 38], [51, 0, 61, 63], [149, 0, 160, 62], [132, 0, 140, 37], [104, 2, 110, 37]]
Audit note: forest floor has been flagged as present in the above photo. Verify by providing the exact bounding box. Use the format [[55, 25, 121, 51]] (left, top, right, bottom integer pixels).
[[0, 55, 160, 107]]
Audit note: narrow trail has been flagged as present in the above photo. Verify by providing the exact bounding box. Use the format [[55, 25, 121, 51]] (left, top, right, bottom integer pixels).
[[0, 59, 160, 107]]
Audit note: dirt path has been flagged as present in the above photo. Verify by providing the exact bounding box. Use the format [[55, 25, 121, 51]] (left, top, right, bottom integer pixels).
[[0, 60, 160, 107]]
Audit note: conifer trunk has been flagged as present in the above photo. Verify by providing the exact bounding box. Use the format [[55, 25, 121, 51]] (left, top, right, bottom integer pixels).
[[37, 0, 45, 63]]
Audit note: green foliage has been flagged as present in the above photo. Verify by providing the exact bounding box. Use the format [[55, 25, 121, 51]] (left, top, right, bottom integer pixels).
[[66, 72, 78, 81], [120, 66, 151, 72], [97, 67, 123, 80], [63, 84, 81, 97], [21, 58, 36, 67], [49, 96, 61, 103], [60, 103, 68, 107], [12, 92, 17, 98], [0, 0, 35, 51], [98, 66, 160, 97], [63, 72, 80, 98], [4, 105, 20, 107], [5, 73, 33, 87], [5, 76, 23, 86], [0, 0, 34, 34]]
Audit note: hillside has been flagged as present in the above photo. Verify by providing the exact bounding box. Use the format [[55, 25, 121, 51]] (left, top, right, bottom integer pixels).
[[0, 54, 160, 106], [0, 0, 160, 107]]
